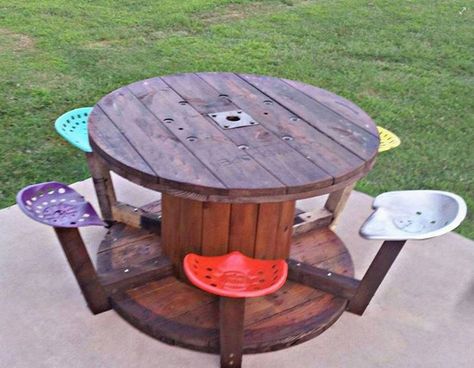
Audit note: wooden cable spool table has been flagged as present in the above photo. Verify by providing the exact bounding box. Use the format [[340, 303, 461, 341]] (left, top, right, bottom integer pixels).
[[87, 72, 379, 353]]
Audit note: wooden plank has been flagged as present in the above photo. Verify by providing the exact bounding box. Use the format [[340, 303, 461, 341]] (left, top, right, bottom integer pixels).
[[127, 78, 285, 197], [347, 240, 405, 315], [287, 259, 359, 299], [315, 252, 355, 275], [97, 88, 227, 194], [290, 228, 351, 267], [111, 201, 161, 233], [54, 227, 110, 314], [242, 281, 318, 324], [97, 223, 157, 253], [228, 203, 259, 257], [88, 106, 156, 182], [129, 278, 213, 319], [158, 195, 204, 277], [99, 256, 173, 295], [244, 293, 343, 350], [96, 222, 172, 294], [97, 225, 163, 268], [112, 278, 219, 351], [161, 193, 182, 264], [161, 73, 333, 193], [239, 74, 379, 161], [274, 200, 296, 259], [283, 79, 379, 136], [292, 207, 333, 236], [198, 72, 366, 183], [177, 198, 203, 276], [201, 201, 231, 256], [220, 297, 245, 368], [254, 202, 282, 259]]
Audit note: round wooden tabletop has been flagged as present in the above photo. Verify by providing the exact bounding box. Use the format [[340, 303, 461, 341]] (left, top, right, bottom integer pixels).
[[88, 73, 379, 203]]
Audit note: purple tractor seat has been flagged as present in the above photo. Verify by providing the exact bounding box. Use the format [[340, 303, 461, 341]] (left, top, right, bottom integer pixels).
[[16, 181, 105, 228]]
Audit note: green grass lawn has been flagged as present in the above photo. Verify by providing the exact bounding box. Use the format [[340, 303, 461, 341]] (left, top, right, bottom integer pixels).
[[0, 0, 472, 237]]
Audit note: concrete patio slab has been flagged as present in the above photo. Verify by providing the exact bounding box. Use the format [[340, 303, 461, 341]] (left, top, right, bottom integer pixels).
[[1, 175, 473, 368]]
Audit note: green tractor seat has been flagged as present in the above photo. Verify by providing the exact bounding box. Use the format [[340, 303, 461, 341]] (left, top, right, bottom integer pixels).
[[55, 107, 93, 152]]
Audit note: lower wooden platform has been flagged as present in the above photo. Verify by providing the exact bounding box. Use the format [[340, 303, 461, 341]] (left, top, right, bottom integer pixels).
[[96, 202, 354, 354]]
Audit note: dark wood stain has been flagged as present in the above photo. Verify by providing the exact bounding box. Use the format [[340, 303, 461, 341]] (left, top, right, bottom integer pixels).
[[101, 226, 354, 353], [88, 73, 378, 201]]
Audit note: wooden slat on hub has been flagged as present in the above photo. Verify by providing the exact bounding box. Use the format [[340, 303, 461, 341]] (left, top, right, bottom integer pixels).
[[228, 203, 259, 257], [202, 202, 231, 256]]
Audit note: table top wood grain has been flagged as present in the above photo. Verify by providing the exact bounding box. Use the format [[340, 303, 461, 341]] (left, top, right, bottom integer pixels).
[[88, 72, 379, 202]]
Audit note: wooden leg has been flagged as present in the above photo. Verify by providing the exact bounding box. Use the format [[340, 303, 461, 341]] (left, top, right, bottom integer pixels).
[[347, 240, 406, 315], [220, 297, 245, 368], [325, 183, 355, 230], [86, 152, 117, 224], [54, 227, 110, 314]]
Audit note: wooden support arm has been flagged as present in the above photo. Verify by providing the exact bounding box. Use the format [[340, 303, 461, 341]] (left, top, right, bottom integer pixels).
[[347, 240, 405, 315], [288, 240, 406, 316], [54, 227, 110, 314], [287, 259, 359, 300]]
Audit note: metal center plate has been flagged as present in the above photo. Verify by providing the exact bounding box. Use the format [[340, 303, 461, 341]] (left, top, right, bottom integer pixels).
[[208, 110, 259, 130]]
